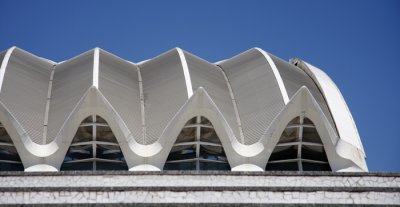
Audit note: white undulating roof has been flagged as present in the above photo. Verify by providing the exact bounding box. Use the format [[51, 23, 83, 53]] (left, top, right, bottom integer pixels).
[[0, 47, 367, 172]]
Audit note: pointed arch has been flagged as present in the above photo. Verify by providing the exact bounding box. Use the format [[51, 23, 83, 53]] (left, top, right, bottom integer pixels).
[[61, 115, 128, 171], [164, 116, 230, 171], [148, 87, 263, 170], [291, 58, 365, 156], [0, 121, 24, 171], [259, 86, 368, 172], [266, 115, 331, 171]]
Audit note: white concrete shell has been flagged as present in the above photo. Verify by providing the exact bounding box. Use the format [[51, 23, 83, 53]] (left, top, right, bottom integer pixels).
[[0, 47, 368, 172]]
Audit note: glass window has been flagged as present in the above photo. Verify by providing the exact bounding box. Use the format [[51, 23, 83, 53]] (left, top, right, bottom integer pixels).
[[200, 127, 221, 144], [167, 145, 197, 161], [65, 145, 93, 161], [265, 162, 298, 171], [266, 116, 331, 171], [96, 126, 118, 143], [73, 126, 92, 143], [278, 127, 298, 144], [164, 116, 230, 171], [81, 116, 93, 124], [0, 127, 13, 143], [268, 146, 298, 161], [61, 115, 128, 171], [199, 145, 227, 162], [164, 162, 196, 171], [302, 127, 322, 143], [96, 161, 128, 171], [175, 127, 196, 143], [0, 123, 23, 171]]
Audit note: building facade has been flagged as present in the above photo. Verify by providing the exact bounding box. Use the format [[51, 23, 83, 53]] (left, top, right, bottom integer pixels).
[[0, 47, 367, 172]]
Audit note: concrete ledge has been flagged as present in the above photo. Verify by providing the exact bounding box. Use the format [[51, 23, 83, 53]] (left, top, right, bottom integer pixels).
[[0, 171, 399, 205], [1, 186, 399, 192], [1, 204, 389, 207], [1, 171, 399, 177]]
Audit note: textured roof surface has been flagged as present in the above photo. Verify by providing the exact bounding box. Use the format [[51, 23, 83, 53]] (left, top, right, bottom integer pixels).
[[0, 47, 367, 172]]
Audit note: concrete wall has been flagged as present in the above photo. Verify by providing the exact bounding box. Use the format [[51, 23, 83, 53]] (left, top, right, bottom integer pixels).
[[0, 171, 398, 205]]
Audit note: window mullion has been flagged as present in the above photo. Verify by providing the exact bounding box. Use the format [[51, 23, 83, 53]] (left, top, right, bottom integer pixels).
[[196, 116, 201, 171], [298, 113, 304, 171], [92, 115, 97, 171]]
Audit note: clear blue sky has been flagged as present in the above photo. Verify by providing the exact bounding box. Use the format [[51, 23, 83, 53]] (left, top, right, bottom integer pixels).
[[0, 0, 399, 172]]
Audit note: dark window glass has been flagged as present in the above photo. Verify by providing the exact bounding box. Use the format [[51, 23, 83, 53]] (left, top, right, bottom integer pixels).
[[96, 161, 128, 170], [199, 145, 227, 162], [167, 145, 197, 161], [164, 116, 230, 171], [200, 127, 221, 144], [0, 163, 24, 171], [266, 116, 332, 172], [200, 116, 211, 125], [303, 118, 313, 125], [164, 162, 196, 170], [96, 116, 107, 124], [60, 162, 93, 171], [97, 145, 124, 161], [96, 126, 117, 143], [73, 126, 92, 143], [65, 145, 93, 161], [266, 162, 298, 171], [0, 123, 24, 171], [186, 117, 197, 125], [175, 127, 196, 143], [61, 116, 128, 171], [302, 145, 328, 162], [288, 117, 300, 125], [268, 146, 298, 161], [0, 145, 22, 162], [278, 128, 298, 144], [0, 127, 13, 143], [302, 162, 331, 171], [81, 116, 93, 124], [302, 127, 322, 143], [199, 162, 230, 170]]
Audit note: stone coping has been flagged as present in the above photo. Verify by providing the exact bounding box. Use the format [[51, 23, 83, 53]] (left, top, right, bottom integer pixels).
[[0, 171, 399, 177], [1, 203, 398, 206], [1, 186, 399, 193]]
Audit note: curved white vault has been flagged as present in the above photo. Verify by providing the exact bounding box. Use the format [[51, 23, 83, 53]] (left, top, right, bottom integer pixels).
[[0, 47, 367, 172]]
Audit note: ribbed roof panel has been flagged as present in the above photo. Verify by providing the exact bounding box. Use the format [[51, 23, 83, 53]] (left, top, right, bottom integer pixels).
[[139, 49, 188, 144], [46, 50, 94, 143], [270, 54, 337, 134], [183, 51, 241, 142], [98, 50, 142, 143], [219, 49, 286, 145], [0, 48, 53, 144]]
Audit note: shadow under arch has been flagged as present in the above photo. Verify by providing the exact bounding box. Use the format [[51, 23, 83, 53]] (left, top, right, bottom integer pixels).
[[163, 115, 231, 171], [265, 115, 332, 171], [60, 114, 129, 171], [52, 86, 156, 170], [0, 101, 46, 169], [147, 87, 264, 170], [257, 86, 368, 172]]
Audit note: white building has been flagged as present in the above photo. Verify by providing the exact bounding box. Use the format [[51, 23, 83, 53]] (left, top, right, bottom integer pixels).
[[0, 47, 367, 172], [3, 47, 400, 206]]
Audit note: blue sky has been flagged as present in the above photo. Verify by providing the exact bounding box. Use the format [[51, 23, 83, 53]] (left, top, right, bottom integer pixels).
[[0, 0, 399, 172]]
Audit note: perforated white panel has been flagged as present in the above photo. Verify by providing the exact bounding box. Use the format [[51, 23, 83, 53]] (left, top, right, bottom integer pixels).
[[46, 51, 94, 143], [219, 49, 285, 145], [139, 49, 188, 144], [270, 55, 337, 133], [98, 50, 142, 143], [0, 48, 53, 144], [183, 51, 240, 142]]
